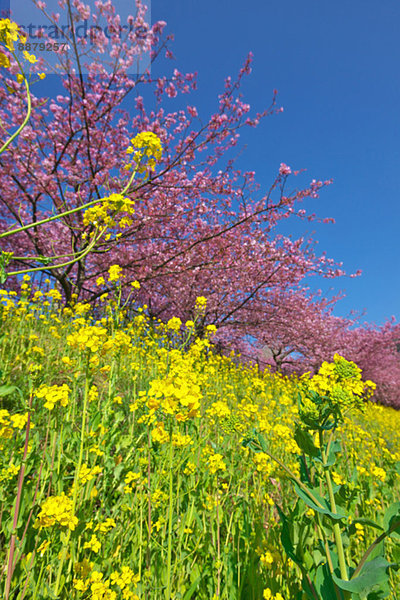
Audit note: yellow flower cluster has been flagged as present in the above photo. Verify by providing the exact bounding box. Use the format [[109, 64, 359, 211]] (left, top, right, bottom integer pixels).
[[299, 354, 377, 427], [103, 330, 131, 353], [354, 522, 365, 541], [370, 464, 386, 482], [206, 400, 231, 422], [183, 461, 196, 476], [79, 462, 103, 485], [306, 354, 376, 400], [22, 50, 38, 64], [171, 431, 193, 447], [263, 589, 284, 600], [206, 451, 226, 475], [83, 193, 135, 229], [74, 569, 115, 598], [206, 324, 217, 335], [166, 316, 182, 332], [151, 420, 170, 444], [124, 470, 142, 494], [136, 346, 204, 422], [84, 534, 102, 553], [73, 564, 139, 599], [0, 409, 13, 442], [0, 50, 10, 68], [259, 550, 274, 567], [67, 325, 108, 353], [0, 18, 43, 74], [331, 471, 346, 486], [110, 565, 140, 590], [46, 288, 62, 301], [0, 18, 27, 68], [195, 295, 207, 310], [88, 384, 99, 403], [34, 493, 78, 530], [95, 517, 116, 534], [125, 131, 163, 173], [0, 462, 20, 482], [0, 18, 22, 52], [151, 488, 169, 507], [151, 422, 193, 447], [35, 383, 71, 410], [10, 411, 32, 429], [253, 452, 274, 477], [108, 264, 124, 283]]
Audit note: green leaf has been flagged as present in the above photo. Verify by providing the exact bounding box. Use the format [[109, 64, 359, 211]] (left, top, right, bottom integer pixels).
[[276, 504, 303, 567], [390, 544, 400, 564], [294, 426, 320, 458], [299, 454, 313, 484], [182, 576, 201, 600], [315, 562, 344, 599], [257, 431, 268, 453], [312, 548, 326, 566], [326, 439, 341, 466], [383, 502, 400, 539], [301, 576, 321, 600], [293, 483, 347, 521], [0, 384, 18, 397], [113, 463, 124, 481], [350, 518, 384, 532], [313, 439, 341, 467], [332, 556, 395, 595], [241, 433, 262, 453]]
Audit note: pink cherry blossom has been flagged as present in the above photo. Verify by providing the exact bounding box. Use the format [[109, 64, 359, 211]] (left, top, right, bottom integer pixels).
[[279, 163, 292, 176]]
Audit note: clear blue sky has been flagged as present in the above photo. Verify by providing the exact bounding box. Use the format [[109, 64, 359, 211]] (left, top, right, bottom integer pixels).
[[150, 0, 400, 328], [10, 0, 399, 327]]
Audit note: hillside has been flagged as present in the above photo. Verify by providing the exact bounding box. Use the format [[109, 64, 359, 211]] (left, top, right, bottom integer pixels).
[[1, 281, 400, 599]]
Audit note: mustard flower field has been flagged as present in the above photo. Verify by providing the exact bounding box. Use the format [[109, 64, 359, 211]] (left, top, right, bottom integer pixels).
[[1, 278, 400, 600]]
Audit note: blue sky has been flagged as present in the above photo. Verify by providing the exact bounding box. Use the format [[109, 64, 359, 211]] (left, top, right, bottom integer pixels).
[[149, 0, 400, 327], [7, 0, 399, 327]]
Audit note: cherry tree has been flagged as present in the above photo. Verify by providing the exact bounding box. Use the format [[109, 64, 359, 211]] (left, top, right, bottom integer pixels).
[[338, 320, 400, 408], [0, 0, 346, 299]]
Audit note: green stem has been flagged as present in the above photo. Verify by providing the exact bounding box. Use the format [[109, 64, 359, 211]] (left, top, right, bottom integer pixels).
[[139, 490, 143, 582], [54, 360, 90, 596], [0, 198, 102, 239], [0, 159, 137, 240], [0, 67, 31, 156], [320, 434, 348, 583], [258, 441, 326, 511], [216, 477, 221, 599], [7, 223, 107, 276], [4, 394, 32, 600], [316, 512, 343, 600], [352, 518, 400, 579], [147, 429, 152, 579], [166, 429, 174, 600], [31, 559, 45, 600]]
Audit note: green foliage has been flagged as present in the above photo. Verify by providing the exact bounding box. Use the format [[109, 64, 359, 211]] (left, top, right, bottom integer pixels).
[[245, 363, 400, 600]]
